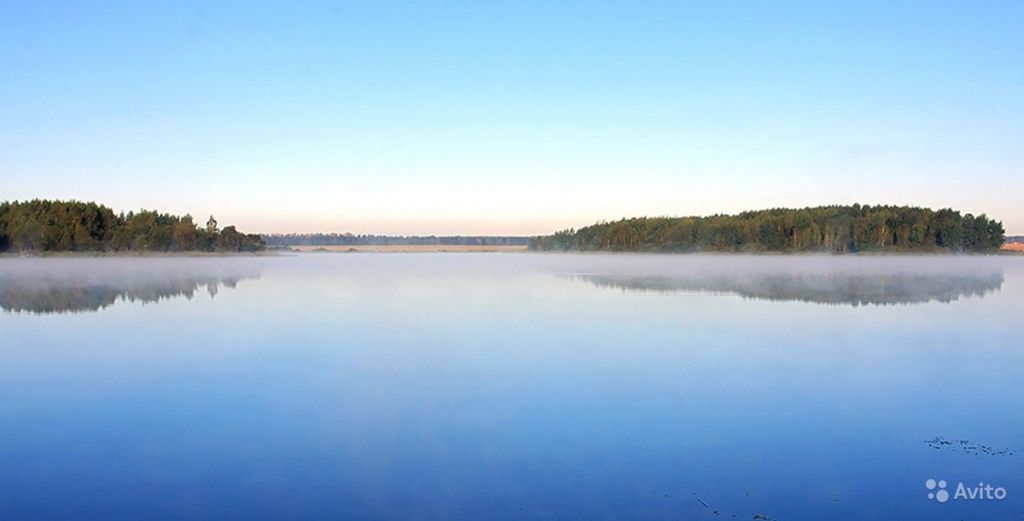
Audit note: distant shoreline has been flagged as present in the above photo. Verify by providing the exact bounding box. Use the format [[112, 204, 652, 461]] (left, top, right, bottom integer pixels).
[[288, 244, 529, 253]]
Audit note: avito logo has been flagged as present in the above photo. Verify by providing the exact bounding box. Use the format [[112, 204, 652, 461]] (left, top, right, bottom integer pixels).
[[925, 479, 949, 503], [926, 479, 1007, 503]]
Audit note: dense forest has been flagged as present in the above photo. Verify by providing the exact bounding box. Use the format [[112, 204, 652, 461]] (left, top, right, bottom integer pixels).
[[0, 200, 265, 253], [530, 205, 1005, 253], [263, 233, 529, 247]]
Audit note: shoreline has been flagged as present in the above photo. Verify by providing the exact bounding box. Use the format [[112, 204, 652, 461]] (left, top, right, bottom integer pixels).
[[0, 251, 284, 258], [1, 248, 1018, 258], [287, 244, 529, 253]]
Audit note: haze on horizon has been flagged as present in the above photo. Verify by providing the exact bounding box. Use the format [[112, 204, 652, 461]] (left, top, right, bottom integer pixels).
[[1, 2, 1021, 235]]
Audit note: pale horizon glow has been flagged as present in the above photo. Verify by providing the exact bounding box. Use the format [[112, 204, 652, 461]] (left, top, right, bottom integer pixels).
[[1, 2, 1021, 235]]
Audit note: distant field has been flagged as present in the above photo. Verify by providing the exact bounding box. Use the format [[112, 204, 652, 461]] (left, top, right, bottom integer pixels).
[[290, 245, 529, 253], [1001, 243, 1024, 252]]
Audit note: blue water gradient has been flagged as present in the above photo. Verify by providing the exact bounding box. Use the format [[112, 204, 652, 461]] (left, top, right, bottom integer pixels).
[[1, 254, 1021, 519]]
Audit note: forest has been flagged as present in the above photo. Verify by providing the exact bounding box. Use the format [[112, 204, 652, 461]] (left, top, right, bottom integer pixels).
[[0, 200, 265, 253], [530, 205, 1005, 253]]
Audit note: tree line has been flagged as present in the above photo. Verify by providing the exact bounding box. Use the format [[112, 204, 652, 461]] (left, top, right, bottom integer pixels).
[[262, 233, 529, 247], [530, 205, 1005, 253], [0, 200, 265, 253]]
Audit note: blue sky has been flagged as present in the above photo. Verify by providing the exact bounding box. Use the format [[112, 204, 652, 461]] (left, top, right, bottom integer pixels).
[[1, 1, 1021, 234]]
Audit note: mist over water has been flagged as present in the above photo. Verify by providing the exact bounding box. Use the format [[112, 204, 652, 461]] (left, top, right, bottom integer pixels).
[[1, 253, 1022, 520], [559, 255, 1006, 305], [0, 254, 1012, 312], [0, 258, 262, 314]]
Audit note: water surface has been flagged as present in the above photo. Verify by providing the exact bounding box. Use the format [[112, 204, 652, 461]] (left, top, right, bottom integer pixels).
[[1, 254, 1021, 519]]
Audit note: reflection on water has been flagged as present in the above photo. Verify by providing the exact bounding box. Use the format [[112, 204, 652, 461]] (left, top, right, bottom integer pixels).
[[0, 255, 1006, 314], [575, 271, 1003, 306], [557, 255, 1006, 306], [1, 254, 1023, 520], [0, 258, 261, 314]]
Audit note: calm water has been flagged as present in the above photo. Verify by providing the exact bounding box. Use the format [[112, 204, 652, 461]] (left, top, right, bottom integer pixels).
[[1, 254, 1022, 520]]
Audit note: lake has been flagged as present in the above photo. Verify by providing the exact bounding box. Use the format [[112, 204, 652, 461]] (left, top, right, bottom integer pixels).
[[1, 254, 1021, 520]]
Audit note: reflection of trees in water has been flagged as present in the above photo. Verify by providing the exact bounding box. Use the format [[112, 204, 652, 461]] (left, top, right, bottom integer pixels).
[[574, 271, 1004, 306], [0, 263, 261, 314]]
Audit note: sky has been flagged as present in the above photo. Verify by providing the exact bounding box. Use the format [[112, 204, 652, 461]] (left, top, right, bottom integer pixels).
[[1, 1, 1021, 235]]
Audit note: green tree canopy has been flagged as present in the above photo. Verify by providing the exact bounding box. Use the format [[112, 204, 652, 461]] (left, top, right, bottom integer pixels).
[[530, 205, 1005, 253], [0, 200, 265, 253]]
